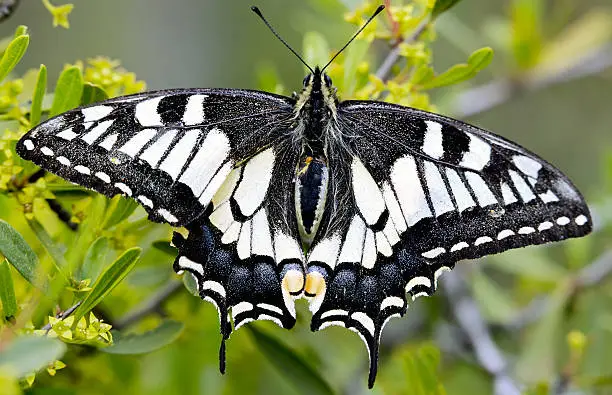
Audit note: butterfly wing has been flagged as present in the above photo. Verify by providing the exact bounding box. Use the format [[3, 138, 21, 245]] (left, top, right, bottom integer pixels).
[[173, 143, 304, 371], [307, 100, 592, 387], [17, 88, 294, 226], [17, 89, 305, 369]]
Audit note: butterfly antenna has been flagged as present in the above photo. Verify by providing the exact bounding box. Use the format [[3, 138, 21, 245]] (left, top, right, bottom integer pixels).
[[251, 6, 314, 74], [322, 4, 385, 72]]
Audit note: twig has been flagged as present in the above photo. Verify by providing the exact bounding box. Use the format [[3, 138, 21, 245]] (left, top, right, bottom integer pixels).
[[375, 19, 429, 81], [114, 280, 183, 329], [442, 269, 522, 395], [41, 301, 81, 332], [506, 249, 612, 331], [456, 44, 612, 118]]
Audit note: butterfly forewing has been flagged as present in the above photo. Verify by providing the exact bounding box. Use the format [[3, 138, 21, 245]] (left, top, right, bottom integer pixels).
[[17, 89, 294, 226]]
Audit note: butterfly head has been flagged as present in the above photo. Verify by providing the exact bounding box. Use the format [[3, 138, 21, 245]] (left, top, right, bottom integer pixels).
[[295, 66, 338, 119]]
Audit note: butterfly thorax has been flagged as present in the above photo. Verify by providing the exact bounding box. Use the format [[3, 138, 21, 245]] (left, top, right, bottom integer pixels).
[[294, 67, 336, 248]]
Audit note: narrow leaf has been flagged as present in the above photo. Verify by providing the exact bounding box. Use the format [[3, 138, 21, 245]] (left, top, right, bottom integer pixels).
[[182, 272, 199, 296], [0, 34, 29, 83], [27, 218, 69, 274], [14, 26, 28, 38], [79, 236, 111, 283], [81, 83, 109, 105], [102, 320, 184, 354], [152, 240, 178, 257], [420, 47, 493, 89], [516, 282, 571, 383], [72, 247, 141, 322], [102, 196, 140, 230], [471, 268, 518, 323], [0, 259, 18, 319], [0, 336, 66, 378], [50, 66, 83, 117], [432, 0, 464, 19], [30, 64, 47, 127], [247, 325, 334, 395], [0, 220, 39, 285]]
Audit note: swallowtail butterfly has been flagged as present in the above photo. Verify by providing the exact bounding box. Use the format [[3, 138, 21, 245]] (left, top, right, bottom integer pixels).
[[16, 5, 591, 388]]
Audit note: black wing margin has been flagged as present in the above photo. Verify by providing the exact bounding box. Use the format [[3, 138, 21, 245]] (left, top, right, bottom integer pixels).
[[16, 88, 294, 226], [306, 100, 591, 387]]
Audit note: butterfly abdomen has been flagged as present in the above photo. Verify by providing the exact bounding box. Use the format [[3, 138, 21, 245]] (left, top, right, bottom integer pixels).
[[295, 155, 329, 248]]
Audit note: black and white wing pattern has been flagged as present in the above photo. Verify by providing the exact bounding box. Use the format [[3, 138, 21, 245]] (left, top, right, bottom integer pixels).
[[17, 89, 294, 226], [16, 89, 306, 368], [306, 101, 591, 387], [172, 144, 305, 370]]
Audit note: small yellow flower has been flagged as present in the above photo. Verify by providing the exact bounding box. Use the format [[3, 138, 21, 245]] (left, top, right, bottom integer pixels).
[[42, 0, 74, 29]]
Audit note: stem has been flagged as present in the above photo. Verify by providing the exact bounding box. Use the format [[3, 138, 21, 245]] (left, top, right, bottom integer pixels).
[[114, 280, 183, 329]]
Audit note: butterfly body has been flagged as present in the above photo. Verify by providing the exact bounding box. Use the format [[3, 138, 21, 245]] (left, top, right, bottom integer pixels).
[[17, 66, 591, 389]]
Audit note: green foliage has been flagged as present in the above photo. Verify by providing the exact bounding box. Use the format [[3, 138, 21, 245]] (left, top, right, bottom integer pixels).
[[49, 66, 83, 117], [0, 31, 29, 84], [247, 325, 335, 395], [0, 259, 18, 319], [0, 220, 39, 286], [102, 320, 184, 355], [0, 336, 66, 378], [72, 248, 141, 323]]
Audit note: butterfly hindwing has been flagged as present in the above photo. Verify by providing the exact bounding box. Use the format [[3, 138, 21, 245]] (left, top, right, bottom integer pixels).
[[17, 88, 294, 226], [306, 100, 591, 387], [172, 142, 305, 369]]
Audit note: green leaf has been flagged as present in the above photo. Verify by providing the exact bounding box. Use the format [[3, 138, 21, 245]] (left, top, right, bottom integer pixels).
[[0, 336, 66, 378], [511, 0, 543, 69], [516, 282, 571, 383], [487, 247, 568, 281], [410, 64, 435, 85], [102, 196, 140, 230], [72, 247, 141, 322], [81, 83, 109, 105], [181, 272, 199, 296], [102, 320, 184, 354], [471, 268, 518, 323], [247, 325, 334, 395], [79, 236, 111, 283], [0, 259, 18, 319], [420, 47, 493, 89], [50, 66, 83, 117], [0, 220, 39, 285], [0, 34, 29, 83], [26, 218, 69, 275], [30, 64, 47, 127], [14, 26, 28, 38], [152, 240, 178, 257], [341, 37, 369, 96], [303, 32, 330, 73], [432, 0, 464, 19]]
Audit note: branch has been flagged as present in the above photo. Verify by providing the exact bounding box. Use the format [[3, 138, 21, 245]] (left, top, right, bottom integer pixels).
[[442, 269, 522, 395], [506, 249, 612, 331], [41, 301, 81, 332], [375, 19, 429, 81], [114, 279, 183, 329], [456, 44, 612, 118]]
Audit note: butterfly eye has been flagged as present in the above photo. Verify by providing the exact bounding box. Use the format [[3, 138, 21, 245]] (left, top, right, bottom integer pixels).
[[303, 74, 312, 87], [324, 74, 332, 87]]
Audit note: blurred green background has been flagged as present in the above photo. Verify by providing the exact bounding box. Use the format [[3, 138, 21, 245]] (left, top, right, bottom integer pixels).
[[0, 1, 611, 394]]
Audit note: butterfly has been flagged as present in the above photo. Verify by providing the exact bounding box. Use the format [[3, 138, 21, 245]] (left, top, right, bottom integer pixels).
[[16, 5, 591, 388]]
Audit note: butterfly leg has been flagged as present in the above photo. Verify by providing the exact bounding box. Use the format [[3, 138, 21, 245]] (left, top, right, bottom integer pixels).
[[309, 251, 455, 388]]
